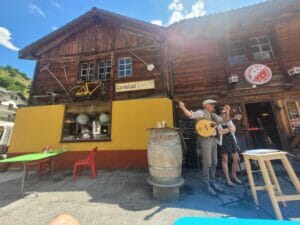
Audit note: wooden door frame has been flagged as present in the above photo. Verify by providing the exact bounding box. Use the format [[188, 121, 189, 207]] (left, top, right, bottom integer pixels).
[[243, 100, 283, 149]]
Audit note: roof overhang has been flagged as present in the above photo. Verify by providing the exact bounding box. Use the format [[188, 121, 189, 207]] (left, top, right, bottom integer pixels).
[[19, 7, 165, 60]]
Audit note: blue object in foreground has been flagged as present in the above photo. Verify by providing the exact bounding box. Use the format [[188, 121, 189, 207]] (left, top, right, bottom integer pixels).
[[174, 217, 300, 225]]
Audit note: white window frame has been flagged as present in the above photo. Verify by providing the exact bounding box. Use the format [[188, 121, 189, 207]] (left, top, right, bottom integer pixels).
[[98, 60, 111, 81], [80, 62, 95, 81], [118, 57, 132, 77], [227, 41, 247, 65], [105, 60, 112, 80], [249, 36, 274, 61]]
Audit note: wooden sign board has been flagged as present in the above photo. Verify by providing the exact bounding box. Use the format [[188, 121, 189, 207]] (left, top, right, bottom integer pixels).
[[115, 80, 155, 93]]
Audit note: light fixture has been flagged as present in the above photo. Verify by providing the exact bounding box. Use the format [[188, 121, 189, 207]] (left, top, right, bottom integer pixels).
[[228, 74, 238, 84], [261, 113, 269, 117], [128, 50, 155, 72]]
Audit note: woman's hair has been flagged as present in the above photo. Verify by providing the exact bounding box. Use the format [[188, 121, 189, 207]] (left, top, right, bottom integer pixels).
[[214, 105, 223, 115]]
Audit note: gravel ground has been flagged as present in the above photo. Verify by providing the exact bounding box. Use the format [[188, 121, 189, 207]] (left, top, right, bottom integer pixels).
[[0, 167, 299, 225]]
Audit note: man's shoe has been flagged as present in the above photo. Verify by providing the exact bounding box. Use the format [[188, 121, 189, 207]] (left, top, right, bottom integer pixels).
[[210, 182, 225, 194]]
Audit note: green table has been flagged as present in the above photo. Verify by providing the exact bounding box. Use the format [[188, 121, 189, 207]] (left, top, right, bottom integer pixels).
[[0, 150, 65, 193]]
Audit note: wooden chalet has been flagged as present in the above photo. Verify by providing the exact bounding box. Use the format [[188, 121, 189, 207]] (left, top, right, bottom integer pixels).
[[19, 7, 166, 103], [166, 0, 300, 166], [9, 0, 300, 169], [11, 8, 172, 169]]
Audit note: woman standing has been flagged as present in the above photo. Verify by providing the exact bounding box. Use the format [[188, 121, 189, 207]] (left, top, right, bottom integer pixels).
[[217, 106, 242, 186]]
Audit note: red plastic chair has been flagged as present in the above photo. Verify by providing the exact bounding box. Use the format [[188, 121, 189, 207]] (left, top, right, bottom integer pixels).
[[25, 146, 52, 179], [73, 147, 97, 181]]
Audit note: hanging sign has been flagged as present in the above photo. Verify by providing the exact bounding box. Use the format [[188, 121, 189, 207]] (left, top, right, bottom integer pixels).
[[115, 79, 155, 93], [244, 64, 272, 85]]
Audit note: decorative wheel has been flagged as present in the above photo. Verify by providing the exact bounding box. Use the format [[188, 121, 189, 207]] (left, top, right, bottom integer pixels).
[[68, 85, 90, 102]]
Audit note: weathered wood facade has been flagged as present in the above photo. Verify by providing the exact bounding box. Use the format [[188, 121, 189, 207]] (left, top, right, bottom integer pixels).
[[166, 0, 300, 158], [20, 8, 166, 104], [17, 0, 300, 168], [16, 8, 172, 169]]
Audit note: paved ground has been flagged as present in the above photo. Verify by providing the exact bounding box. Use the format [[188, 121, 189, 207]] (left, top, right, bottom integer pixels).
[[0, 164, 299, 225]]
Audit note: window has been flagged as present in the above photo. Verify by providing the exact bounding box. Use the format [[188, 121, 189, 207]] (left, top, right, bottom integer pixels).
[[80, 62, 95, 81], [106, 61, 112, 79], [98, 61, 111, 81], [9, 95, 17, 101], [249, 36, 274, 61], [8, 104, 14, 110], [285, 101, 300, 135], [7, 114, 14, 122], [227, 41, 247, 65], [62, 103, 112, 142], [118, 57, 132, 77]]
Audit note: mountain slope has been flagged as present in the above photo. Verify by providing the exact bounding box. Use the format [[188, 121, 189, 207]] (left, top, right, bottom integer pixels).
[[0, 65, 31, 98]]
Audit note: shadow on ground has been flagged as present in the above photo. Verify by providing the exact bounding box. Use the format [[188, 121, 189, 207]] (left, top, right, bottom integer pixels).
[[0, 164, 299, 224]]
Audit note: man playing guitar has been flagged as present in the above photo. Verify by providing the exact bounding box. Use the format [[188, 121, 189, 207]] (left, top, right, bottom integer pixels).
[[179, 99, 230, 197]]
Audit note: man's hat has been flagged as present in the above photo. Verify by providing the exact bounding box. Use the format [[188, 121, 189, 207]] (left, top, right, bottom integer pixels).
[[202, 99, 217, 107]]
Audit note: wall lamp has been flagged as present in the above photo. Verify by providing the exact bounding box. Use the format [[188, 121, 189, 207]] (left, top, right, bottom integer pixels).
[[128, 50, 155, 72]]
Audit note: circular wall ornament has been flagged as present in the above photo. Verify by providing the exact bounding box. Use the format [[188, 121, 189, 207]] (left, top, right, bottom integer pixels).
[[244, 64, 272, 85]]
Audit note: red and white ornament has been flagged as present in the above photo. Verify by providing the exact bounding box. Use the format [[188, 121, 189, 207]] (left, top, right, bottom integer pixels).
[[244, 64, 272, 85]]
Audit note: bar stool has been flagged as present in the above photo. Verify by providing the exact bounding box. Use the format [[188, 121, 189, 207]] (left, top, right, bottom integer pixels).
[[242, 149, 300, 220]]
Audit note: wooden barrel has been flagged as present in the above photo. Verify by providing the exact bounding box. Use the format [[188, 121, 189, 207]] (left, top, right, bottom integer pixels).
[[147, 128, 183, 186]]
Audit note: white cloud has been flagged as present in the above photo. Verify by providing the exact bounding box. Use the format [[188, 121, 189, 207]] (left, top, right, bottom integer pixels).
[[186, 0, 206, 18], [151, 20, 163, 26], [168, 0, 206, 24], [0, 27, 19, 51], [168, 0, 184, 11], [29, 3, 46, 17], [169, 10, 184, 25], [51, 1, 62, 10], [51, 26, 58, 31]]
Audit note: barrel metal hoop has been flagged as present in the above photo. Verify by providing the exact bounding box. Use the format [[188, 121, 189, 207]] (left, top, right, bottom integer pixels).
[[149, 135, 179, 141], [147, 176, 184, 187], [148, 165, 181, 170]]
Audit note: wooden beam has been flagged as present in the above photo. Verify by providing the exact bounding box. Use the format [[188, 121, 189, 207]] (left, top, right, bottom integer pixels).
[[38, 44, 161, 62], [34, 20, 94, 58], [276, 194, 300, 202], [28, 61, 40, 105], [270, 23, 293, 83]]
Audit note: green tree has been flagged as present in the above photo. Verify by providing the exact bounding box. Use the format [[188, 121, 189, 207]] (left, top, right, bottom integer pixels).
[[0, 76, 14, 88]]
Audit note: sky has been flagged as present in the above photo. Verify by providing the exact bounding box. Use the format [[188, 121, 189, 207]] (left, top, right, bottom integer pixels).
[[0, 0, 267, 79]]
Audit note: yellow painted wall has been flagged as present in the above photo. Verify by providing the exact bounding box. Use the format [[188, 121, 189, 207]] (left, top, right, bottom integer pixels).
[[9, 98, 173, 153], [9, 105, 65, 153]]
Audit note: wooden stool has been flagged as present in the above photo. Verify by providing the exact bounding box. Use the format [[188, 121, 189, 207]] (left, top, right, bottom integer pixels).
[[242, 149, 300, 220]]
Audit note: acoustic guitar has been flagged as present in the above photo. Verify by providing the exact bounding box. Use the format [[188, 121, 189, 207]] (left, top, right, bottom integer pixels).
[[195, 114, 242, 137]]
